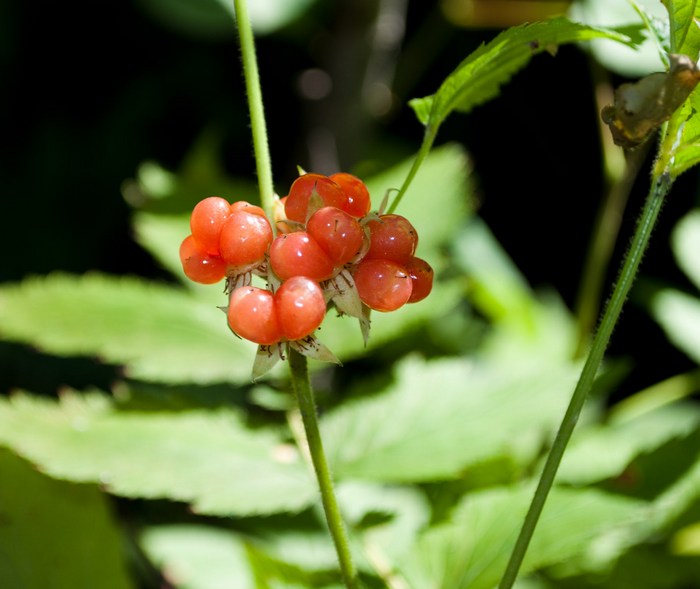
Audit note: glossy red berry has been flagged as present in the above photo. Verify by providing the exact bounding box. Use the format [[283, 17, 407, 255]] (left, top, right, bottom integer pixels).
[[227, 286, 281, 345], [284, 173, 349, 223], [219, 210, 273, 272], [230, 200, 267, 218], [306, 206, 365, 266], [365, 214, 418, 264], [275, 276, 327, 341], [329, 172, 371, 217], [190, 196, 231, 256], [269, 231, 335, 282], [179, 235, 227, 284], [352, 258, 413, 312], [404, 256, 434, 303]]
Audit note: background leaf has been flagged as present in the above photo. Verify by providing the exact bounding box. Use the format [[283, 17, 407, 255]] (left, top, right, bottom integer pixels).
[[0, 391, 316, 516], [0, 272, 261, 384], [322, 353, 580, 482], [0, 448, 134, 589], [394, 485, 646, 589]]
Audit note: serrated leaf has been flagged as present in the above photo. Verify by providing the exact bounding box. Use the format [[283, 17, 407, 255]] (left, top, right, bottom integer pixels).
[[656, 66, 700, 178], [394, 485, 645, 589], [0, 391, 316, 516], [663, 0, 700, 59], [0, 272, 262, 384], [0, 448, 135, 589], [321, 354, 579, 482], [409, 17, 639, 129]]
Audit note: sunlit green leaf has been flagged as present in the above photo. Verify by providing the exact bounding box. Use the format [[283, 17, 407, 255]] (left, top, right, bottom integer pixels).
[[0, 272, 263, 384], [0, 449, 134, 589], [140, 525, 256, 589], [649, 287, 700, 364], [657, 83, 700, 178], [570, 0, 668, 76], [671, 209, 700, 291], [322, 354, 579, 482], [662, 0, 700, 58], [0, 391, 316, 516], [409, 17, 640, 128], [394, 485, 645, 589], [558, 401, 700, 484]]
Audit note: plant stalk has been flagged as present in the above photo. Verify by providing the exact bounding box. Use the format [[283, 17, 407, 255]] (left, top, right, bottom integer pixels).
[[288, 349, 359, 589], [498, 170, 672, 588], [233, 3, 356, 585], [233, 0, 276, 220]]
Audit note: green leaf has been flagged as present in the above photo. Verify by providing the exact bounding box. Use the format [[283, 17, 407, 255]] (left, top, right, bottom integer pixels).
[[649, 287, 700, 364], [409, 17, 639, 128], [136, 0, 318, 39], [662, 0, 700, 58], [394, 485, 645, 589], [558, 401, 700, 485], [656, 83, 700, 178], [0, 448, 134, 589], [672, 209, 700, 291], [569, 0, 668, 77], [140, 525, 257, 589], [322, 353, 580, 482], [0, 391, 316, 516], [0, 272, 263, 384]]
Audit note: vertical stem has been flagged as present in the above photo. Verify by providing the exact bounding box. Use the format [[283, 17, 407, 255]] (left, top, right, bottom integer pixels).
[[233, 2, 355, 584], [233, 0, 276, 220], [498, 171, 671, 589], [288, 349, 360, 589]]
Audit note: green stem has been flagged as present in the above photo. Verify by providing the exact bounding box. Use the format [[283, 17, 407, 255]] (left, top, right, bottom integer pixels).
[[288, 349, 359, 589], [498, 170, 672, 589], [233, 0, 275, 220], [386, 125, 438, 214]]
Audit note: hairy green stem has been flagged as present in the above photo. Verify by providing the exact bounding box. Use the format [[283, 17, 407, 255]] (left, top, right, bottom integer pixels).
[[288, 349, 359, 589], [386, 125, 438, 214], [233, 0, 275, 219], [498, 170, 671, 588]]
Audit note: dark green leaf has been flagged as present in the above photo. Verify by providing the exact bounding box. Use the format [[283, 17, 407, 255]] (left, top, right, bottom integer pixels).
[[0, 448, 134, 589]]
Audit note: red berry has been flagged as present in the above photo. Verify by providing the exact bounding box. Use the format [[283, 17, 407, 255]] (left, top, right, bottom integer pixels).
[[269, 231, 335, 282], [179, 235, 227, 284], [306, 206, 365, 266], [190, 196, 231, 256], [227, 286, 281, 345], [352, 258, 413, 312], [230, 200, 267, 218], [365, 214, 418, 264], [219, 210, 273, 272], [404, 256, 434, 303], [284, 173, 349, 223], [329, 172, 371, 217], [275, 276, 327, 341]]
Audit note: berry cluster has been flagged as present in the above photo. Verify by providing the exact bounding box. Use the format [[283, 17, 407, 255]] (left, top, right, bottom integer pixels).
[[179, 172, 433, 374]]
